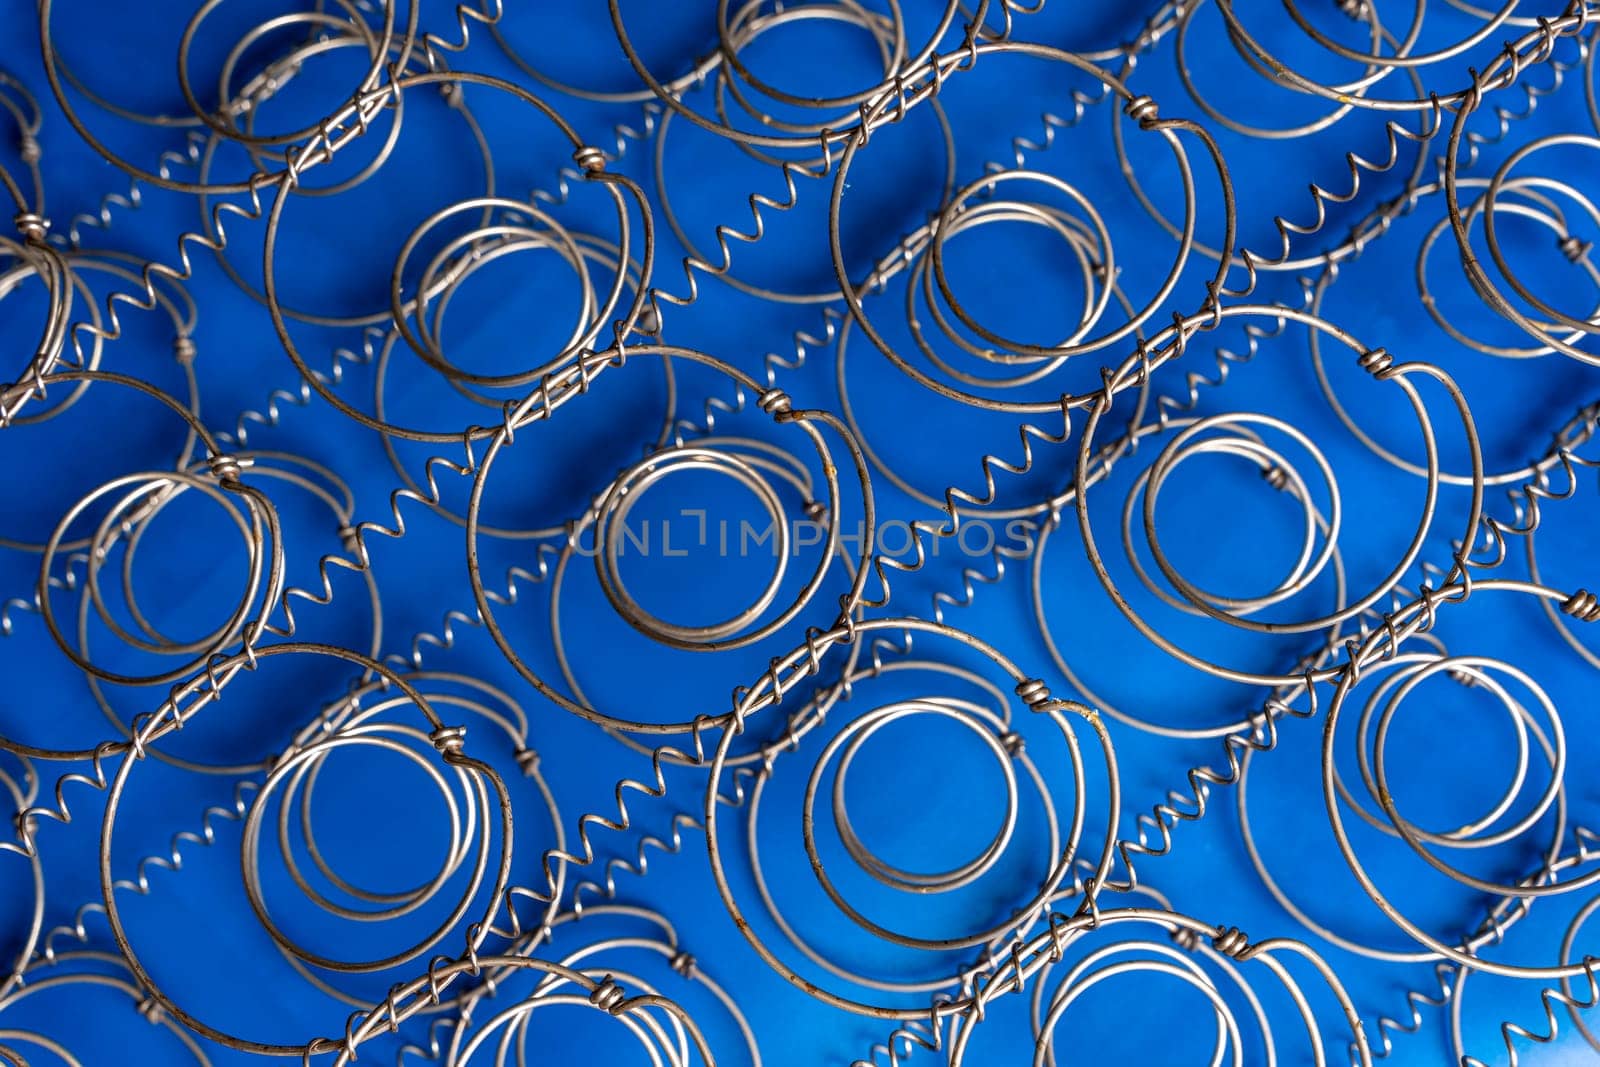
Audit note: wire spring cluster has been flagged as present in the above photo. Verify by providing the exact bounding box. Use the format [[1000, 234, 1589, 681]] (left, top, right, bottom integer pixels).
[[1, 1, 1599, 1064]]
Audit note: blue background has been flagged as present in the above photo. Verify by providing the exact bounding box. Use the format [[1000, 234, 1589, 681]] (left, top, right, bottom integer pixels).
[[1, 2, 1598, 1064]]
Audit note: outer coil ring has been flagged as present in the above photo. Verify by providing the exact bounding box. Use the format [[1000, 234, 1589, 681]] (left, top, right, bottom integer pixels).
[[335, 956, 718, 1066], [1346, 656, 1563, 851], [741, 656, 1056, 996], [1211, 0, 1525, 111], [1239, 653, 1560, 964], [468, 345, 876, 735], [945, 906, 1370, 1067], [260, 70, 652, 443], [1440, 9, 1600, 362], [1032, 412, 1349, 739], [547, 436, 868, 762], [77, 453, 383, 776], [607, 0, 969, 150], [704, 615, 1120, 1019], [1022, 884, 1273, 1067], [518, 904, 761, 1067], [35, 469, 274, 691], [1417, 178, 1600, 363], [98, 643, 512, 1057], [1309, 177, 1600, 489], [389, 199, 631, 387], [1470, 134, 1600, 363], [830, 41, 1234, 413], [1319, 580, 1600, 981], [371, 232, 669, 541], [275, 672, 566, 1013], [790, 696, 1070, 948], [36, 0, 412, 194], [241, 722, 493, 973], [1072, 304, 1465, 687]]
